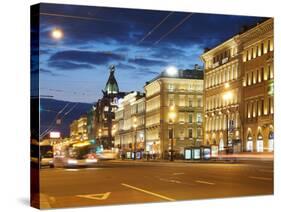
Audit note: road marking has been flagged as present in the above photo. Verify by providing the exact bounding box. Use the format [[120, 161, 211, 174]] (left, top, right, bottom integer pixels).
[[159, 178, 182, 184], [195, 180, 215, 185], [121, 183, 175, 201], [258, 169, 274, 173], [76, 192, 111, 200], [173, 172, 184, 175], [65, 169, 79, 172], [249, 176, 273, 181]]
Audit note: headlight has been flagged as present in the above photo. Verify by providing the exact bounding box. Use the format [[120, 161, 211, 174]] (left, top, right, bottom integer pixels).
[[67, 159, 77, 164], [86, 158, 97, 163]]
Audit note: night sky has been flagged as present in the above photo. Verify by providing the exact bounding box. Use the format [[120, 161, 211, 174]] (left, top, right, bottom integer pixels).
[[34, 3, 265, 103]]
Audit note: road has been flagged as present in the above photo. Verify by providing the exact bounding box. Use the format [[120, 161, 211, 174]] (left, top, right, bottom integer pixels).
[[39, 160, 273, 209]]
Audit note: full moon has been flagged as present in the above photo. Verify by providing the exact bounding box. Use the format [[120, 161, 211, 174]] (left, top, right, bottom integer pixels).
[[51, 28, 63, 40]]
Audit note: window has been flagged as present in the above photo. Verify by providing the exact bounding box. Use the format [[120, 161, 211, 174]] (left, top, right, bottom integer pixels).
[[188, 98, 193, 107], [197, 128, 202, 137], [269, 64, 273, 79], [261, 42, 264, 55], [261, 99, 264, 116], [188, 114, 193, 123], [268, 40, 271, 52], [197, 98, 202, 107], [188, 129, 193, 138], [251, 48, 254, 59], [197, 113, 202, 123], [229, 119, 235, 129], [168, 84, 174, 91], [261, 67, 264, 81], [256, 45, 259, 57]]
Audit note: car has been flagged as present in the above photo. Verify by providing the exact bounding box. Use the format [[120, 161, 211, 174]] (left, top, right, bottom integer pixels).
[[40, 156, 54, 168], [96, 150, 118, 160]]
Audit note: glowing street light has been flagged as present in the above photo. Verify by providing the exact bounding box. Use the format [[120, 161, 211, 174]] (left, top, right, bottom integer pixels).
[[223, 91, 233, 101], [224, 82, 230, 89], [133, 117, 137, 160], [168, 105, 177, 161], [51, 28, 64, 40]]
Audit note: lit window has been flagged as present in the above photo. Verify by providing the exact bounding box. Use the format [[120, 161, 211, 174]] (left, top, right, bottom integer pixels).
[[197, 113, 202, 123], [168, 84, 174, 91], [188, 129, 193, 138]]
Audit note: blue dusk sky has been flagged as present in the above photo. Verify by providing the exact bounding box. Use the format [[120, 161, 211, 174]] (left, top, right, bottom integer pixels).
[[33, 3, 265, 103]]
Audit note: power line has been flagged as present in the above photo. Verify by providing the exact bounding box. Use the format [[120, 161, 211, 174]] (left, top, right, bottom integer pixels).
[[137, 12, 174, 45], [40, 102, 69, 138], [153, 13, 193, 45], [40, 12, 128, 24]]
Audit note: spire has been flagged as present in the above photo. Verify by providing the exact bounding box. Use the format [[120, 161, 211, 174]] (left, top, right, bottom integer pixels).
[[104, 65, 119, 95]]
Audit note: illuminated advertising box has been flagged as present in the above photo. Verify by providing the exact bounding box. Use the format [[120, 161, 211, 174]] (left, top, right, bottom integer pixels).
[[49, 131, 61, 139], [192, 148, 201, 160], [184, 148, 192, 160], [203, 147, 211, 160]]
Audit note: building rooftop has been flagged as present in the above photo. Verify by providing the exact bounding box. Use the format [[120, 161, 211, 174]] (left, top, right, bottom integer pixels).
[[146, 66, 204, 85], [104, 65, 119, 94]]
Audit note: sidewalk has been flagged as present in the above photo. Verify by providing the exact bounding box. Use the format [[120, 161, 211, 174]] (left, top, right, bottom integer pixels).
[[110, 152, 273, 164]]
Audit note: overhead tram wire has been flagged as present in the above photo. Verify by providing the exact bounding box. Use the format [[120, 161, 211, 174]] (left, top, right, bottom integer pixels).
[[153, 13, 193, 45], [40, 102, 79, 138], [137, 11, 174, 45], [39, 102, 70, 139], [40, 12, 129, 24]]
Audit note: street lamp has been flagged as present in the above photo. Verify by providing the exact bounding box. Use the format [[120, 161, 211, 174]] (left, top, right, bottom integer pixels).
[[168, 105, 177, 161], [133, 117, 137, 160], [222, 90, 233, 151]]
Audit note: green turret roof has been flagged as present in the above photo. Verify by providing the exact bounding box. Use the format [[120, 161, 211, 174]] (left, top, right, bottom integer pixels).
[[105, 65, 119, 94]]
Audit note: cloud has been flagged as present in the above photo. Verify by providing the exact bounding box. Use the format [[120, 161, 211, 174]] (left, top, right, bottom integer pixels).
[[150, 46, 187, 59], [128, 58, 167, 67], [49, 50, 125, 65], [115, 62, 136, 70], [48, 60, 93, 70]]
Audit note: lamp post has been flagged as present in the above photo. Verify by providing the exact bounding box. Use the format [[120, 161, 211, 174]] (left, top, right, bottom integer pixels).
[[133, 117, 137, 160], [168, 105, 177, 161], [98, 128, 102, 146], [222, 89, 233, 152]]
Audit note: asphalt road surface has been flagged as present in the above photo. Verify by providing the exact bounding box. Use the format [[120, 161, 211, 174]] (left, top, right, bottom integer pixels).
[[39, 160, 273, 209]]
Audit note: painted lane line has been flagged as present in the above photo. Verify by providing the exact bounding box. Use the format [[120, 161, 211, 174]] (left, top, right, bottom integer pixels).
[[195, 180, 215, 185], [159, 178, 182, 184], [173, 173, 184, 175], [258, 169, 274, 173], [249, 176, 273, 181], [121, 183, 175, 201]]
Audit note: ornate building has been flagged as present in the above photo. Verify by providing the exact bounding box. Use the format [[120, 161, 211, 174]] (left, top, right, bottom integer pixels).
[[114, 92, 145, 159], [144, 67, 204, 159], [201, 18, 274, 153], [201, 37, 242, 152], [240, 18, 274, 152], [94, 65, 127, 149]]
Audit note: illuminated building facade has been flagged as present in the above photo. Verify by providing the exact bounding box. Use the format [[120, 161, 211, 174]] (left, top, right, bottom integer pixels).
[[70, 120, 79, 142], [144, 67, 204, 159], [93, 65, 127, 149], [201, 18, 274, 153], [201, 37, 242, 152], [240, 18, 274, 152], [70, 115, 88, 143], [114, 92, 145, 157]]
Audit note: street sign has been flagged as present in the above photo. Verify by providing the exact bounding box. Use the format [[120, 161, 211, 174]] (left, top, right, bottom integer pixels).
[[76, 192, 111, 200]]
